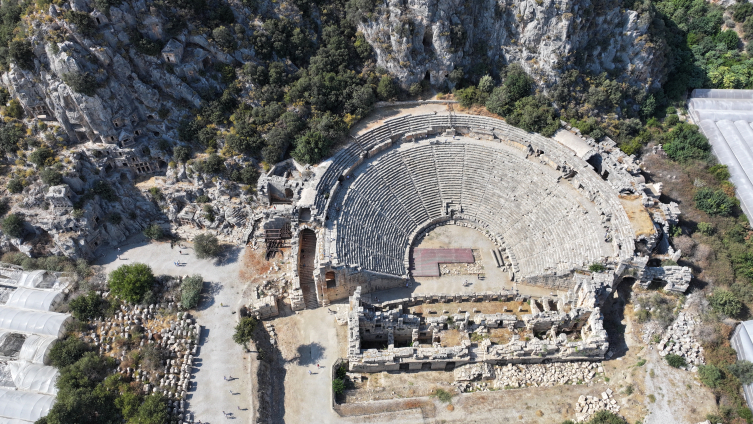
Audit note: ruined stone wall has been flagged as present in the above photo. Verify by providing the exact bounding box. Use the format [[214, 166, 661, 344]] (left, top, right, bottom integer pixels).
[[347, 280, 609, 372]]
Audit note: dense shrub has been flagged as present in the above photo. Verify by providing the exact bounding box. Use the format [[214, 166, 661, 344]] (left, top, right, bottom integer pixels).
[[232, 316, 257, 348], [173, 145, 192, 163], [91, 180, 116, 201], [698, 364, 724, 388], [62, 72, 99, 97], [0, 123, 24, 153], [694, 187, 737, 216], [230, 166, 259, 186], [203, 154, 226, 174], [6, 98, 22, 118], [194, 233, 221, 258], [2, 213, 24, 238], [665, 354, 686, 368], [7, 177, 23, 193], [107, 263, 155, 303], [708, 289, 743, 317], [129, 30, 164, 56], [29, 147, 54, 167], [662, 123, 710, 163], [40, 169, 63, 186], [589, 263, 606, 272], [180, 274, 203, 309], [65, 11, 96, 36]]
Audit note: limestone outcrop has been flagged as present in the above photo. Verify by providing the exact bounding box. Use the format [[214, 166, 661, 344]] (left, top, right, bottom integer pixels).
[[356, 0, 666, 89]]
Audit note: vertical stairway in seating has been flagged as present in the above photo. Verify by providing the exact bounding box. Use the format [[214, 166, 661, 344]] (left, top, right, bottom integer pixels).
[[298, 230, 319, 309]]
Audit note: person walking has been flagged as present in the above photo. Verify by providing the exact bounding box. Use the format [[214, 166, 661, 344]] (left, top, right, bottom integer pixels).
[[308, 370, 312, 375]]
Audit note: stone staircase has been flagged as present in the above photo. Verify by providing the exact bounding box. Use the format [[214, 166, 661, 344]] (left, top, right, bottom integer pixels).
[[298, 231, 319, 309]]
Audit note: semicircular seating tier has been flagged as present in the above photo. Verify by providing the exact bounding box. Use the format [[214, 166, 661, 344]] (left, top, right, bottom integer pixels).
[[315, 114, 635, 279]]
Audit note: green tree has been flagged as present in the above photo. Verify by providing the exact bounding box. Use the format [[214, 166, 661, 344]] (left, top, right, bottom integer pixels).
[[728, 360, 753, 385], [292, 130, 332, 165], [708, 289, 743, 317], [68, 291, 106, 321], [2, 213, 24, 238], [717, 29, 740, 50], [232, 316, 258, 348], [194, 233, 221, 258], [143, 224, 163, 240], [709, 164, 731, 181], [505, 96, 560, 136], [48, 337, 90, 368], [129, 394, 168, 424], [0, 123, 24, 153], [9, 40, 34, 70], [212, 26, 236, 51], [180, 274, 203, 309], [376, 75, 397, 100], [64, 11, 96, 36], [478, 74, 494, 93], [107, 263, 155, 303], [332, 378, 345, 395], [694, 187, 737, 216]]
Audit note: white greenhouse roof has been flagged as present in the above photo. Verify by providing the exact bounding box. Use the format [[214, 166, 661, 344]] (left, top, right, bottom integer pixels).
[[8, 362, 58, 395], [689, 89, 753, 219], [14, 271, 47, 289], [17, 334, 57, 365], [0, 307, 71, 338], [732, 321, 753, 411], [0, 387, 55, 423], [5, 289, 62, 312]]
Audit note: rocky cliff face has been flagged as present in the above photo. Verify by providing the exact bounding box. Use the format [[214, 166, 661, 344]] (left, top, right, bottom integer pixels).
[[357, 0, 666, 89]]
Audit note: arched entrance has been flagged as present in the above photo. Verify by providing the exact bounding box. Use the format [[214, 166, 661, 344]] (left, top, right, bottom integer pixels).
[[298, 229, 318, 308]]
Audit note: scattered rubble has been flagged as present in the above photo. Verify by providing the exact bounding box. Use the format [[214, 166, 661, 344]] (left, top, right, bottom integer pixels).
[[657, 312, 705, 369], [574, 389, 621, 422]]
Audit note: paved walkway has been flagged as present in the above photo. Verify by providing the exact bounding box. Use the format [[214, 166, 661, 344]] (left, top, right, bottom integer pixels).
[[95, 237, 252, 423]]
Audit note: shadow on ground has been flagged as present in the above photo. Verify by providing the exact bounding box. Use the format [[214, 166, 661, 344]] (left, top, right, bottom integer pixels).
[[197, 282, 223, 311], [294, 342, 326, 366], [602, 278, 633, 359], [253, 322, 286, 423], [215, 246, 243, 266]]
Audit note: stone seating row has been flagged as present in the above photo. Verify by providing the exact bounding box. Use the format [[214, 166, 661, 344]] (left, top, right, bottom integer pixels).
[[331, 139, 611, 276]]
